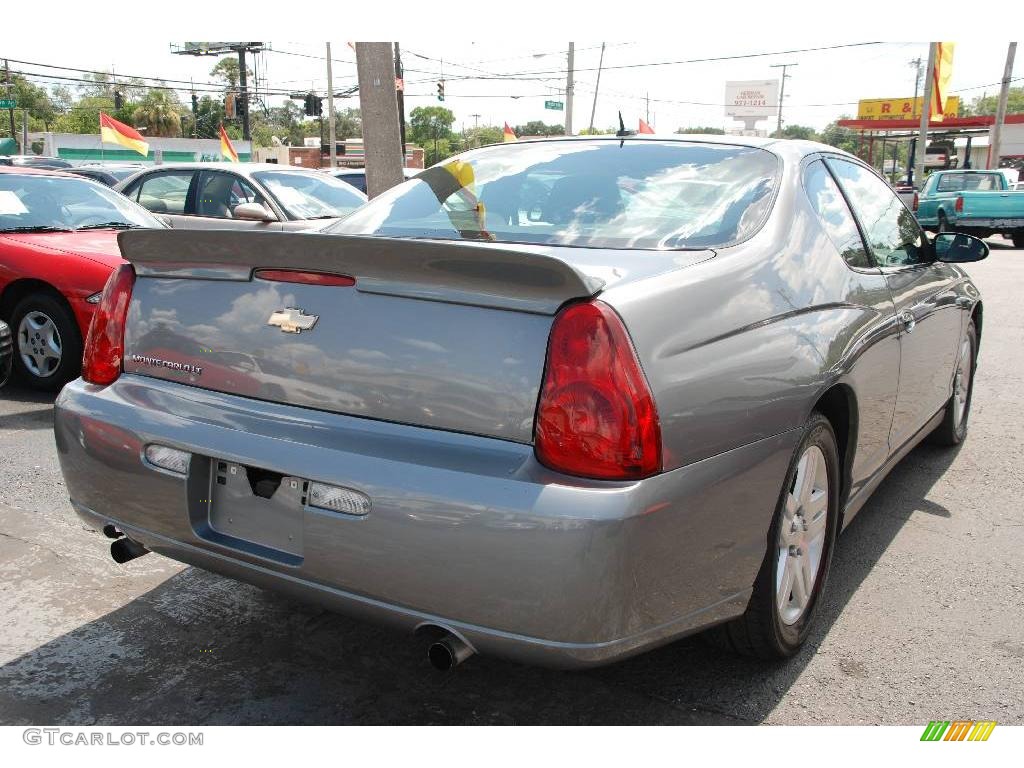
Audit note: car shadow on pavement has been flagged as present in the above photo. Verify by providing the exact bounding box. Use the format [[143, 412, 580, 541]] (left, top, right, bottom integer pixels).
[[0, 383, 56, 430], [0, 443, 962, 726]]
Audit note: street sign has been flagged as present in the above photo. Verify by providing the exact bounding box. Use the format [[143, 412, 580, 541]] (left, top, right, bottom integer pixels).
[[544, 100, 564, 111], [0, 99, 16, 110]]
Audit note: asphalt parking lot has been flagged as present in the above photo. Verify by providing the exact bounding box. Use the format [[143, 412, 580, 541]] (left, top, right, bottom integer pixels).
[[1, 241, 1022, 726]]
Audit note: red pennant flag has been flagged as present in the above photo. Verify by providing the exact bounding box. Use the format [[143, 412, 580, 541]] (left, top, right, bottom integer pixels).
[[638, 118, 655, 135]]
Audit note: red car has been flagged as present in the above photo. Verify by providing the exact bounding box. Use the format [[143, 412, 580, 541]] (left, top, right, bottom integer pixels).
[[0, 166, 164, 390]]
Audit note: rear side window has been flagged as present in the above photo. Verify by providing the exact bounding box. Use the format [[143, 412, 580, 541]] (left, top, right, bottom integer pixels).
[[195, 171, 265, 219], [827, 158, 927, 268], [328, 140, 780, 250], [131, 172, 193, 215], [803, 160, 871, 269]]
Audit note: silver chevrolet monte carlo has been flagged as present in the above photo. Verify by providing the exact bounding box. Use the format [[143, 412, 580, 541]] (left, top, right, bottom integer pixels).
[[54, 135, 987, 669]]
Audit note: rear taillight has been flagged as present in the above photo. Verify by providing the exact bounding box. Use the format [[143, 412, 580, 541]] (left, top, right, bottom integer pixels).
[[912, 192, 919, 211], [535, 300, 661, 480], [955, 195, 964, 213], [82, 264, 135, 385]]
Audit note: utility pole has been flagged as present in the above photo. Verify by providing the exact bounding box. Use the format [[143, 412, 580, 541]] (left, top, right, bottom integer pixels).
[[588, 42, 605, 133], [355, 42, 404, 197], [989, 42, 1017, 170], [770, 63, 797, 138], [914, 43, 938, 189], [909, 56, 925, 185], [564, 42, 574, 136], [394, 42, 406, 163], [236, 46, 251, 142], [21, 109, 28, 155], [4, 60, 14, 143], [326, 42, 337, 169], [645, 92, 650, 124]]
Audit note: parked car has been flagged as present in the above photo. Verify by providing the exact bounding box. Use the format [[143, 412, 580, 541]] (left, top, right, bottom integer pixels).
[[55, 136, 987, 669], [0, 319, 11, 388], [115, 162, 367, 231], [329, 166, 420, 194], [0, 167, 165, 389], [0, 155, 73, 170], [914, 169, 1024, 246], [67, 163, 146, 187]]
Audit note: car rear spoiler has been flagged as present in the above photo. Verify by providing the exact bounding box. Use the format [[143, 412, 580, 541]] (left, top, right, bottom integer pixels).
[[119, 229, 605, 315]]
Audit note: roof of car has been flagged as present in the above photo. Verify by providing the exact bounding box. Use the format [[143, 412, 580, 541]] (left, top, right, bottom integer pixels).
[[124, 162, 324, 176], [0, 165, 78, 178]]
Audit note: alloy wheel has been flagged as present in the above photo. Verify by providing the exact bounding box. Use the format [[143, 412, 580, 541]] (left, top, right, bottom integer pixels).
[[952, 336, 972, 431], [776, 445, 830, 626], [17, 311, 63, 379]]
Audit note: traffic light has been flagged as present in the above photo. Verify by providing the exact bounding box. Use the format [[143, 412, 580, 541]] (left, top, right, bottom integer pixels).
[[303, 93, 322, 117], [225, 94, 236, 119], [191, 93, 199, 112], [437, 81, 445, 102], [113, 90, 124, 111]]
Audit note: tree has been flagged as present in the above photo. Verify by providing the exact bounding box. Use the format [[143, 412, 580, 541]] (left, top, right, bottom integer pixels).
[[408, 106, 455, 147], [209, 57, 250, 91], [515, 120, 562, 136], [777, 124, 819, 141], [676, 126, 725, 135], [132, 89, 184, 138], [819, 118, 859, 155], [190, 95, 226, 139], [967, 87, 1024, 116], [465, 125, 503, 147]]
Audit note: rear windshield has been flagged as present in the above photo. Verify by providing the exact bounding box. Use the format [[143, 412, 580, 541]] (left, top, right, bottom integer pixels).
[[327, 140, 779, 249], [935, 172, 1003, 192]]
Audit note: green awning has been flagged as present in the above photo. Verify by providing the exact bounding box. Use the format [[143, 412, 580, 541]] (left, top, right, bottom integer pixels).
[[0, 137, 18, 156]]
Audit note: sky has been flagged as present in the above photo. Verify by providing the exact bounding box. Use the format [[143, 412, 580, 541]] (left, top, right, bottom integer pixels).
[[3, 39, 1019, 136]]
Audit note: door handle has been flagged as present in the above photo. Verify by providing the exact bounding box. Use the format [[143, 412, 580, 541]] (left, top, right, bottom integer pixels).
[[900, 311, 916, 333]]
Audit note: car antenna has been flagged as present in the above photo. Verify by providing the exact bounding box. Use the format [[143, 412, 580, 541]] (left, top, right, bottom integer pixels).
[[615, 111, 636, 148]]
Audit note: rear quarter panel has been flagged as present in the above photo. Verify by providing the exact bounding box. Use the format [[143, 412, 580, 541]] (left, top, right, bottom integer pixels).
[[602, 149, 899, 494]]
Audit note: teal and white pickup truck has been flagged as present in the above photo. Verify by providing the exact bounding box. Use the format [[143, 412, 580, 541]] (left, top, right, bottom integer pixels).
[[914, 169, 1024, 247]]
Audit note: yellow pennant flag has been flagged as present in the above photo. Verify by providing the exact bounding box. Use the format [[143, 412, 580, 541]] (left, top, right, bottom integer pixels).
[[930, 43, 955, 122]]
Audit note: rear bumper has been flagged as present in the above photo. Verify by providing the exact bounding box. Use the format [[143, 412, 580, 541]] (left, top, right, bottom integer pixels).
[[952, 217, 1024, 229], [55, 375, 799, 668]]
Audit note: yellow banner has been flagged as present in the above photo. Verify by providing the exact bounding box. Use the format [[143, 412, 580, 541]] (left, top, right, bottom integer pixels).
[[856, 96, 960, 121]]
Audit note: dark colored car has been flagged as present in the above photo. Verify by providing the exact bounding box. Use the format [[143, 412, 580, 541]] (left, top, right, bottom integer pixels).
[[329, 167, 420, 194], [0, 155, 73, 170], [67, 163, 146, 187]]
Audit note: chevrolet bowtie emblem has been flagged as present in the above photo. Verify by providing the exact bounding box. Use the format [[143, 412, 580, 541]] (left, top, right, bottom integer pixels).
[[267, 307, 319, 334]]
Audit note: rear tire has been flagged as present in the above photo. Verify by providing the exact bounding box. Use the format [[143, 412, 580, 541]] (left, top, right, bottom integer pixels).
[[10, 293, 83, 391], [937, 211, 951, 234], [929, 321, 977, 447], [705, 413, 840, 659]]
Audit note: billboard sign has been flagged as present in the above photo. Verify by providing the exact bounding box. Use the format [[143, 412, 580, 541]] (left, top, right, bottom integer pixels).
[[857, 96, 961, 121], [725, 80, 779, 118]]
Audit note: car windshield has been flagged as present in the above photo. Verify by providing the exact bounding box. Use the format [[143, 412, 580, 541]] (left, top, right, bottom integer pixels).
[[327, 139, 780, 249], [0, 173, 163, 232], [253, 170, 366, 220]]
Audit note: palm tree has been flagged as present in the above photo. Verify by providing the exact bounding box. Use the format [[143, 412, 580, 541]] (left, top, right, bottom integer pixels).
[[132, 90, 183, 138]]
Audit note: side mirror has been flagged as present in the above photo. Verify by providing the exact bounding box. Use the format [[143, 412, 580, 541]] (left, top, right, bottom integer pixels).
[[933, 232, 989, 263], [234, 202, 278, 223]]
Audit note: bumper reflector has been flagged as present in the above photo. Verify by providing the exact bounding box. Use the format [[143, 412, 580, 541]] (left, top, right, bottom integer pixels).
[[144, 444, 190, 475], [308, 481, 371, 516]]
